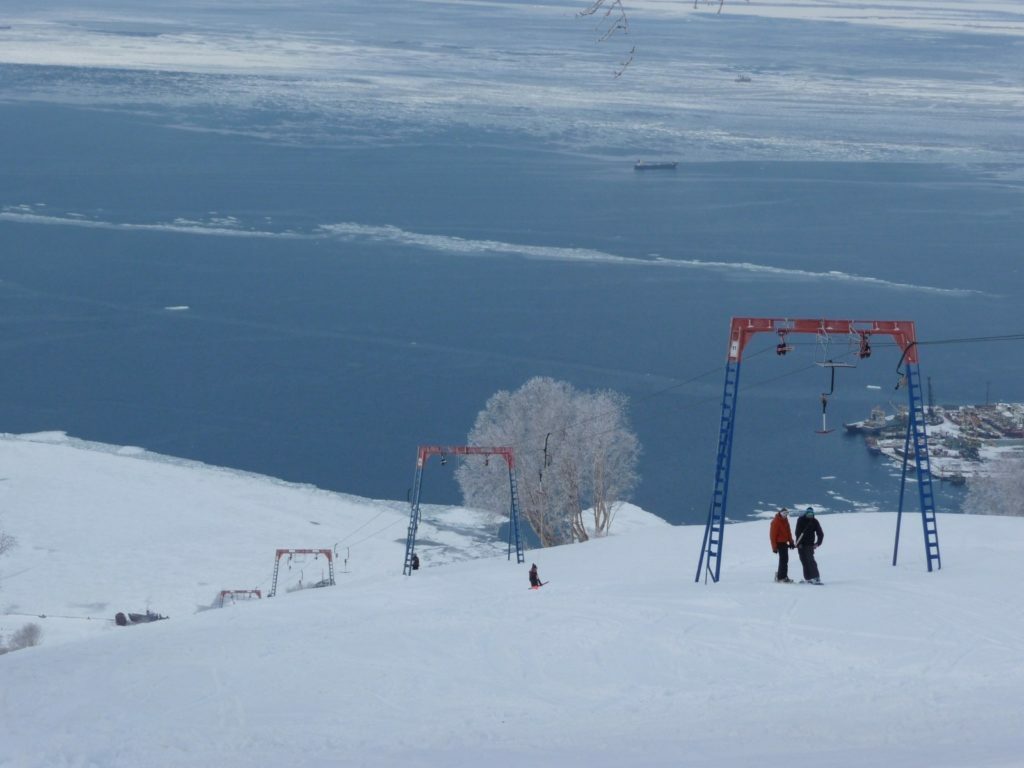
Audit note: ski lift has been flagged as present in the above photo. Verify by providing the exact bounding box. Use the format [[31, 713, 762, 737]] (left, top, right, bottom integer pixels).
[[776, 330, 793, 356], [440, 453, 447, 466], [813, 328, 854, 435], [816, 366, 838, 435], [894, 340, 917, 391], [858, 332, 872, 359], [815, 329, 856, 370]]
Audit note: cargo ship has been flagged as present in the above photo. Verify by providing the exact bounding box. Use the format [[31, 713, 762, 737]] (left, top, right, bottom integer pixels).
[[634, 160, 678, 171]]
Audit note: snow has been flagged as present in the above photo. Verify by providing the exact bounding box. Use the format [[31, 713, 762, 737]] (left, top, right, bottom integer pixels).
[[0, 209, 987, 296], [2, 432, 1023, 767]]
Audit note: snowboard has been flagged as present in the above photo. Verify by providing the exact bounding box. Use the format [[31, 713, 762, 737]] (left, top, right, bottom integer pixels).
[[529, 581, 548, 590]]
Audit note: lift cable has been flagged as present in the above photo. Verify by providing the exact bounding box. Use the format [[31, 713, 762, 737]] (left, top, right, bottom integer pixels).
[[3, 610, 115, 622], [498, 345, 824, 462], [543, 332, 1024, 447], [345, 517, 406, 549], [917, 333, 1024, 346], [332, 507, 393, 547]]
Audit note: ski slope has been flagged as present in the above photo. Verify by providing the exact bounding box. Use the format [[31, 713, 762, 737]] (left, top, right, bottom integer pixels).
[[1, 432, 1023, 767]]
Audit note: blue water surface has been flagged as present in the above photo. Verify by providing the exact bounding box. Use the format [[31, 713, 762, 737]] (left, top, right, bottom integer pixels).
[[2, 5, 1023, 525]]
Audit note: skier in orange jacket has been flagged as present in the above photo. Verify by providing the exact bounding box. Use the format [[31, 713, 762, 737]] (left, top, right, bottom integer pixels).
[[770, 507, 796, 583]]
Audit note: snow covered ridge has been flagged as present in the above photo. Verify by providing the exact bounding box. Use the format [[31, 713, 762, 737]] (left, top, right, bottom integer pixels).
[[3, 434, 1024, 768]]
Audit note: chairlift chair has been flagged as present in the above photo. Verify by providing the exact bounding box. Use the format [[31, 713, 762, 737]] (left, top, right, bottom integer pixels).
[[812, 327, 859, 434], [776, 329, 794, 356], [816, 392, 835, 435]]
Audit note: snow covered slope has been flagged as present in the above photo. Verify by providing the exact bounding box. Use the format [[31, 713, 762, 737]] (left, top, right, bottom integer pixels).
[[1, 432, 1023, 767], [0, 432, 509, 647]]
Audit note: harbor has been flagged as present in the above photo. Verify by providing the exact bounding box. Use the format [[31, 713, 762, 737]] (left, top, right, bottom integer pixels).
[[845, 402, 1024, 484]]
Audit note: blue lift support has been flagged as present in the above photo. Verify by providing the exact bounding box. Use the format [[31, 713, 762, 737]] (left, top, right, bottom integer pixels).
[[892, 357, 942, 571], [403, 445, 525, 575], [695, 357, 741, 585], [696, 318, 941, 583]]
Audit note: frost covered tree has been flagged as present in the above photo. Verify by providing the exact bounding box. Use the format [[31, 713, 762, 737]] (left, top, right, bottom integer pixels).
[[0, 532, 13, 556], [0, 524, 15, 596], [964, 458, 1024, 517], [0, 523, 15, 560], [456, 377, 640, 547], [0, 622, 42, 654]]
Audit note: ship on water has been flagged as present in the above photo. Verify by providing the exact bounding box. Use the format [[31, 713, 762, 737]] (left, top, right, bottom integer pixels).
[[844, 405, 903, 435], [634, 160, 678, 171]]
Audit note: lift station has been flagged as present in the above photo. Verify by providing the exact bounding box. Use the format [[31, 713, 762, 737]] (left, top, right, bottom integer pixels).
[[696, 317, 942, 583]]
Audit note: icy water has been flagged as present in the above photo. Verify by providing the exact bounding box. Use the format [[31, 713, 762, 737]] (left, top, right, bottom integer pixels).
[[2, 3, 1023, 523]]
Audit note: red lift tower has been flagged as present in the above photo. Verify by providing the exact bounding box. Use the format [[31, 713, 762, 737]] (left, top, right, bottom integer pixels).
[[268, 548, 335, 597], [695, 317, 942, 583], [403, 445, 525, 575]]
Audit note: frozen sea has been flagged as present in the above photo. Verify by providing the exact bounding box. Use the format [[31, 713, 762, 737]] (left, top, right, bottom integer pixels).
[[1, 0, 1023, 522]]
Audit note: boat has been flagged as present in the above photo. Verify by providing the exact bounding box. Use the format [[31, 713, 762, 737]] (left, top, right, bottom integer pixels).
[[634, 160, 678, 171], [735, 75, 752, 83], [843, 405, 897, 434]]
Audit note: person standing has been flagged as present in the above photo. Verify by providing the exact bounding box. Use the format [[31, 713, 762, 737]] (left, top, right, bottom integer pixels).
[[770, 507, 795, 583], [795, 507, 824, 584]]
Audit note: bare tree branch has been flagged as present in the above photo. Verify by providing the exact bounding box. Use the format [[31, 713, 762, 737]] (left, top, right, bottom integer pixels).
[[577, 0, 636, 78]]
